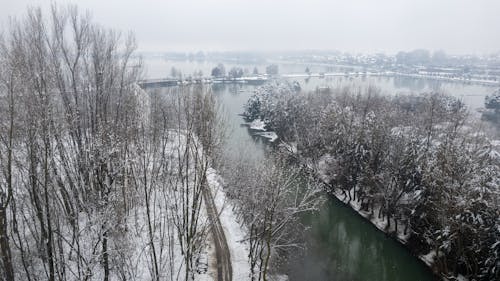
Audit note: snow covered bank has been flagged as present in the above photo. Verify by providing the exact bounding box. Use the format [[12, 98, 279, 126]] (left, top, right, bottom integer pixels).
[[313, 153, 462, 280], [328, 187, 411, 243], [249, 119, 267, 131], [206, 168, 251, 280], [254, 131, 278, 142], [245, 119, 279, 142]]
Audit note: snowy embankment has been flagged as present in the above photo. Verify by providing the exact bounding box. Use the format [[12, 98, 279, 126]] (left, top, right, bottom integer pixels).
[[388, 71, 499, 86], [206, 168, 252, 280], [249, 119, 267, 131], [160, 130, 252, 281], [313, 154, 439, 271], [130, 131, 214, 281], [317, 154, 410, 243], [328, 187, 411, 242], [248, 119, 278, 142], [92, 130, 227, 281]]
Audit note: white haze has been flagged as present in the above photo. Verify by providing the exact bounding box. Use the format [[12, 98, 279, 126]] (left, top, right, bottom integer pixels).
[[1, 0, 499, 55]]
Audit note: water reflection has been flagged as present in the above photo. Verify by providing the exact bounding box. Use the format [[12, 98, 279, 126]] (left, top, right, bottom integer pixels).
[[145, 59, 494, 281], [208, 79, 478, 281], [286, 197, 435, 281]]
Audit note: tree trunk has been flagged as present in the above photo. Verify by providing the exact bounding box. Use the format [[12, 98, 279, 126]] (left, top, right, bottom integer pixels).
[[386, 213, 391, 230], [0, 208, 15, 281], [102, 228, 109, 281]]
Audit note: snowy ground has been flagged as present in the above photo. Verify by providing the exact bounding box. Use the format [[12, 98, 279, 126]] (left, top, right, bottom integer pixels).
[[315, 154, 445, 267], [254, 131, 278, 142], [315, 174, 444, 278], [327, 187, 411, 243], [420, 250, 437, 267], [247, 119, 279, 142], [206, 168, 252, 281], [249, 119, 267, 131]]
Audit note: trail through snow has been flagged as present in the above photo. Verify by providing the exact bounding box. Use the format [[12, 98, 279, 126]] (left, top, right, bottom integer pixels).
[[207, 168, 252, 281]]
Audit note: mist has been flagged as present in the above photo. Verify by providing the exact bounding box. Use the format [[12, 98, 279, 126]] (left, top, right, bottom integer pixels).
[[2, 0, 500, 54]]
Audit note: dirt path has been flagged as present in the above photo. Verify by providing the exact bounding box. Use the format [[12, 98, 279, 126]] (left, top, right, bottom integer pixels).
[[203, 183, 233, 281]]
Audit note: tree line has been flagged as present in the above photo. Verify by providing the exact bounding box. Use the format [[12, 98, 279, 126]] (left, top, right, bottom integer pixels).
[[220, 155, 323, 281], [0, 5, 223, 281], [244, 82, 500, 280]]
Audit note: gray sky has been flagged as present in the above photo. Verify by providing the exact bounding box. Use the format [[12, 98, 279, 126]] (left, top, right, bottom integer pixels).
[[1, 0, 500, 55]]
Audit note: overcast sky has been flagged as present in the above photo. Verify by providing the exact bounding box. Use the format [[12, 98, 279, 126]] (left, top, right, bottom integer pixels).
[[1, 0, 500, 55]]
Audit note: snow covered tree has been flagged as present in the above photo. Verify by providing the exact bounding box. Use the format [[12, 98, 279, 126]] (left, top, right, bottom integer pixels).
[[222, 155, 322, 281], [211, 63, 226, 78], [228, 67, 244, 78], [265, 64, 279, 76], [245, 82, 500, 280]]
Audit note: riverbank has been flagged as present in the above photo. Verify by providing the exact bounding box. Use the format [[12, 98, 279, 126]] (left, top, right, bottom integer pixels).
[[325, 186, 440, 278], [206, 168, 252, 280], [278, 146, 443, 280], [242, 126, 440, 280], [246, 124, 442, 279]]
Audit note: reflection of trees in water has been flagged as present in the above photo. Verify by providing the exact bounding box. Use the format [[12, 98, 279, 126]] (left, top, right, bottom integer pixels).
[[326, 66, 338, 72], [480, 112, 500, 138], [229, 84, 243, 95], [481, 112, 500, 124], [211, 83, 226, 92], [482, 92, 500, 132], [211, 83, 243, 95], [392, 76, 449, 92], [426, 79, 444, 91], [482, 109, 499, 123], [393, 76, 430, 91]]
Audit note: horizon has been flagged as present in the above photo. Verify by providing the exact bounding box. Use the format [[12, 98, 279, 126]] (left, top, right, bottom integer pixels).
[[136, 49, 500, 57]]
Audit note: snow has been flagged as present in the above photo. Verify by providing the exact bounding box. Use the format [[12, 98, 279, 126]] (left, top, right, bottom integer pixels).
[[110, 130, 215, 281], [206, 168, 252, 281], [246, 119, 278, 142], [249, 119, 267, 131], [331, 188, 411, 243], [316, 158, 412, 244], [279, 141, 298, 154], [419, 250, 436, 267], [317, 154, 335, 183], [270, 274, 289, 281], [455, 274, 468, 281], [255, 131, 278, 142], [390, 71, 500, 86]]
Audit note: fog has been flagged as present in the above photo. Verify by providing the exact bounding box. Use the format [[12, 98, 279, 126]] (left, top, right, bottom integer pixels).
[[1, 0, 499, 54]]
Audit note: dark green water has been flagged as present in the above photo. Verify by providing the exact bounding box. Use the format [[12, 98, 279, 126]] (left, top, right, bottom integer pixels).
[[211, 82, 436, 281], [147, 57, 495, 280], [285, 198, 435, 281]]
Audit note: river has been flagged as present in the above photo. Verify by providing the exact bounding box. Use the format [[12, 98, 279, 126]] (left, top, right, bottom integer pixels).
[[144, 57, 496, 114], [145, 58, 496, 281], [210, 83, 436, 281]]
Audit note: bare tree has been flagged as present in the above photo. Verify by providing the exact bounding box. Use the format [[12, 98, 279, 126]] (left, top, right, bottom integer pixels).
[[0, 31, 18, 281], [0, 5, 145, 280], [223, 154, 322, 281], [162, 85, 224, 280]]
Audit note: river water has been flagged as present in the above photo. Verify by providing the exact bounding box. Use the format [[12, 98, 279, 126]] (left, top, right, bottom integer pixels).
[[144, 57, 496, 114], [145, 58, 497, 281], [210, 83, 437, 281]]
